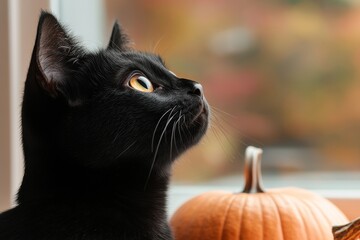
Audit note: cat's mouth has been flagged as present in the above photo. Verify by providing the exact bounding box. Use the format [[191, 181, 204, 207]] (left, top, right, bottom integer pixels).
[[192, 105, 207, 122], [191, 99, 210, 124]]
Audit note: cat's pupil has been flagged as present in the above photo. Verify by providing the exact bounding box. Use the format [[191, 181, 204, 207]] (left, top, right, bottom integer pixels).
[[138, 77, 149, 89]]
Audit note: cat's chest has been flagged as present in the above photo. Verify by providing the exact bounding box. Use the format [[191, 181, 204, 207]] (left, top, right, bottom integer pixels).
[[0, 205, 173, 240]]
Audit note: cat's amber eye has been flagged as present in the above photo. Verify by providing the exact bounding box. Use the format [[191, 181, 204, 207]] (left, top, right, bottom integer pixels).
[[129, 74, 154, 93]]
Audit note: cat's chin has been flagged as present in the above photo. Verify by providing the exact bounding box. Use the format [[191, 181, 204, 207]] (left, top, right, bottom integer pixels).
[[190, 98, 210, 126], [188, 109, 210, 147], [192, 104, 209, 123]]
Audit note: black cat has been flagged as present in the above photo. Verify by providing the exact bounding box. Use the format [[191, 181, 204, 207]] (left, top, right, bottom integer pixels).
[[0, 12, 209, 240]]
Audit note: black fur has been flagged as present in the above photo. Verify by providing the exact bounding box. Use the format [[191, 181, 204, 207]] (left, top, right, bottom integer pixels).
[[0, 12, 209, 240]]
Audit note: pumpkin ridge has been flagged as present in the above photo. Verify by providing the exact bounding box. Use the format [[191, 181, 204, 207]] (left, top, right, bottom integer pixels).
[[268, 194, 285, 240], [309, 198, 333, 226], [239, 195, 250, 240], [233, 194, 247, 239], [313, 197, 348, 231], [294, 198, 313, 240], [303, 197, 330, 239], [274, 194, 296, 239], [259, 194, 273, 239], [259, 195, 265, 240], [286, 195, 309, 240], [219, 194, 237, 240], [318, 197, 348, 225], [302, 198, 332, 239], [199, 193, 226, 239], [265, 193, 285, 239], [172, 193, 219, 240]]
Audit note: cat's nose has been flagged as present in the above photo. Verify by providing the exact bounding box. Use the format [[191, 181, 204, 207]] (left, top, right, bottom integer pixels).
[[189, 83, 203, 98]]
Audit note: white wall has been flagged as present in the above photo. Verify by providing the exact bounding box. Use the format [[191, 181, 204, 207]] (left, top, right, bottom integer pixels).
[[0, 0, 50, 211], [0, 0, 11, 212]]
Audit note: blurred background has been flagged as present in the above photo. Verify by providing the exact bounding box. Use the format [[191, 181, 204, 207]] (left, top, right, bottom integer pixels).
[[103, 0, 360, 186], [0, 0, 359, 216]]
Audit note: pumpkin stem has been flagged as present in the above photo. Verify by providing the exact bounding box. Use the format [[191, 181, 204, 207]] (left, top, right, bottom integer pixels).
[[333, 217, 360, 240], [242, 146, 265, 193]]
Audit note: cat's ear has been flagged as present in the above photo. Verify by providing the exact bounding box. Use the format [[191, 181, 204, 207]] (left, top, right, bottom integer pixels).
[[107, 21, 130, 51], [32, 11, 85, 105]]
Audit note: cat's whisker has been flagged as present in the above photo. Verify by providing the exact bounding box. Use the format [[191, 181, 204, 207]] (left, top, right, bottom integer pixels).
[[211, 122, 232, 157], [179, 115, 190, 142], [151, 108, 173, 152], [175, 114, 184, 150], [210, 105, 264, 148], [210, 105, 237, 119], [170, 117, 177, 160], [209, 106, 264, 162], [112, 117, 126, 144], [207, 111, 238, 161], [115, 141, 137, 159], [152, 34, 166, 54], [164, 106, 179, 143], [112, 129, 121, 144], [213, 120, 238, 161], [166, 106, 178, 124], [171, 113, 183, 157], [213, 112, 239, 149], [183, 116, 193, 143], [178, 118, 184, 147], [145, 113, 177, 190]]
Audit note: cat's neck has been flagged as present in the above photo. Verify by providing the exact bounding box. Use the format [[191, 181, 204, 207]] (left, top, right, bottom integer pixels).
[[18, 153, 171, 205]]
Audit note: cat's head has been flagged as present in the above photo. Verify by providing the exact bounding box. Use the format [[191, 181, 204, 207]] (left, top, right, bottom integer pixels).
[[22, 12, 209, 174]]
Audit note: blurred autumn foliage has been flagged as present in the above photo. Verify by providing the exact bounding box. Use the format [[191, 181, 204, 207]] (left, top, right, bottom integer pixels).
[[106, 0, 360, 182]]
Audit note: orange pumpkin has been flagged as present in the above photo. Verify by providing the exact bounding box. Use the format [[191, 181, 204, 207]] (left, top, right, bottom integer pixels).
[[171, 146, 349, 240]]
